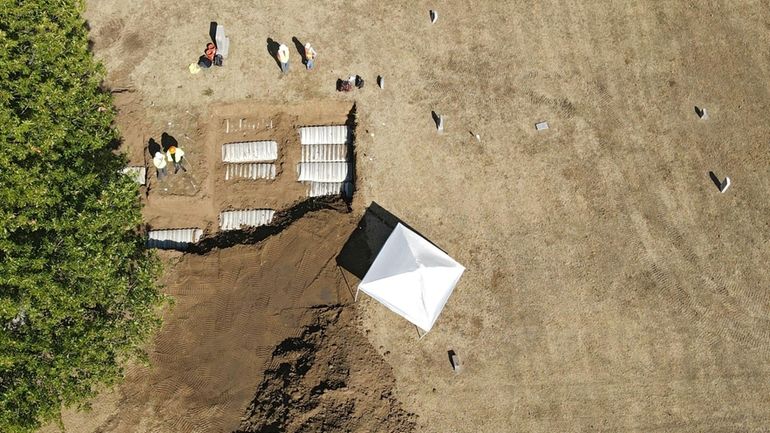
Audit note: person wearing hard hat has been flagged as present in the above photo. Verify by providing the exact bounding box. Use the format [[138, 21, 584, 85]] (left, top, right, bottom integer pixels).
[[277, 43, 290, 74], [166, 145, 187, 174], [304, 43, 317, 70], [152, 151, 167, 180]]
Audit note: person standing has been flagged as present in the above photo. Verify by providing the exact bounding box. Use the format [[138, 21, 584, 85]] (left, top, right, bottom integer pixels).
[[304, 43, 317, 70], [152, 151, 167, 180], [166, 145, 187, 174], [277, 43, 290, 74]]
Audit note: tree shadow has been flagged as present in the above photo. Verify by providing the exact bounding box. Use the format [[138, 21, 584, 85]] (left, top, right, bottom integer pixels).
[[292, 36, 306, 63], [160, 132, 178, 151], [266, 37, 282, 70], [708, 171, 722, 190]]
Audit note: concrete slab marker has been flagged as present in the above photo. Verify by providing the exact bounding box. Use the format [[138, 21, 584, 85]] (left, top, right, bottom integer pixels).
[[219, 209, 275, 231], [535, 121, 549, 131], [147, 228, 202, 250]]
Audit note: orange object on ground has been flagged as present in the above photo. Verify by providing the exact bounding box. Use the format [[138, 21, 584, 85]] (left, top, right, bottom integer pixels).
[[205, 43, 217, 61]]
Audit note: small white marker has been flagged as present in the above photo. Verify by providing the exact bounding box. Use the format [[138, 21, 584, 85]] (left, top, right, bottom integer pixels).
[[430, 10, 438, 24], [449, 350, 461, 372], [720, 176, 731, 193], [377, 75, 384, 89]]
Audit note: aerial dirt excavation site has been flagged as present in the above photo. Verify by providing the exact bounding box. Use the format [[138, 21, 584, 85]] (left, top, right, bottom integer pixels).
[[40, 1, 770, 432]]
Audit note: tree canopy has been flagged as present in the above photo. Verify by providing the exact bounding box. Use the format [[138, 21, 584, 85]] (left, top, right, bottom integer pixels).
[[0, 1, 164, 431]]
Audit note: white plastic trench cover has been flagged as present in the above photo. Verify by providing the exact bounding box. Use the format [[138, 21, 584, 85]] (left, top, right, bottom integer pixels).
[[358, 223, 465, 332]]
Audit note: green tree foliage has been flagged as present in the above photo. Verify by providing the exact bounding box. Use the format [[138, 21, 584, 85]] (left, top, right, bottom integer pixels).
[[0, 1, 164, 431]]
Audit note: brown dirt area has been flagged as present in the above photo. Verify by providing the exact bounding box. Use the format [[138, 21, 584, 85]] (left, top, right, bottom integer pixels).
[[43, 1, 770, 432], [43, 209, 375, 433], [120, 94, 352, 233], [236, 307, 416, 433]]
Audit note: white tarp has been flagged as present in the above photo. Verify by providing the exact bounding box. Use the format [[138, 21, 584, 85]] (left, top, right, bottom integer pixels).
[[225, 163, 276, 180], [221, 140, 278, 162], [219, 209, 275, 231], [358, 223, 465, 332], [297, 162, 351, 182], [147, 228, 202, 250]]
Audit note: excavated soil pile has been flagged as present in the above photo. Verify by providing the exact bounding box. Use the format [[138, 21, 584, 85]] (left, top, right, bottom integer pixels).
[[236, 307, 416, 433]]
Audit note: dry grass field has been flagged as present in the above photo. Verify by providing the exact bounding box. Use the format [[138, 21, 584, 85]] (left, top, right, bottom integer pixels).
[[43, 1, 770, 432]]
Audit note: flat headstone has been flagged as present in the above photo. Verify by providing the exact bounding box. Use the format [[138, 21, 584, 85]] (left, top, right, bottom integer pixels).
[[535, 121, 549, 131]]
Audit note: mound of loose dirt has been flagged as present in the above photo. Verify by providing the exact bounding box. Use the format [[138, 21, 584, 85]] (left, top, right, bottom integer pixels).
[[236, 307, 416, 433]]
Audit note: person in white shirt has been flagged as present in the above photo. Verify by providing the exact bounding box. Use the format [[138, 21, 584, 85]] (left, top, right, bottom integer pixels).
[[152, 151, 167, 180], [304, 43, 317, 70], [277, 43, 290, 74]]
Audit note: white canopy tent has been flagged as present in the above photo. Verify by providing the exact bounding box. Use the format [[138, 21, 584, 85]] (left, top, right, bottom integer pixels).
[[357, 223, 465, 333]]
